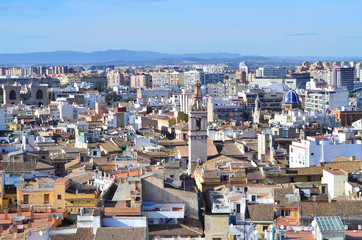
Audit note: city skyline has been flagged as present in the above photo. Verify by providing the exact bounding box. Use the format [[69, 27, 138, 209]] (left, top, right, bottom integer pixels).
[[2, 0, 362, 57]]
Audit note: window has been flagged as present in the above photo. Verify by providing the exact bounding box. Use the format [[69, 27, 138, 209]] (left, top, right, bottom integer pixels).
[[252, 195, 256, 201], [23, 195, 29, 204], [87, 201, 91, 204], [311, 153, 314, 156], [219, 175, 229, 182], [236, 204, 241, 213], [57, 195, 62, 200], [307, 176, 312, 182], [78, 201, 82, 204], [281, 209, 291, 217], [44, 194, 49, 204], [322, 186, 326, 194], [93, 151, 97, 156], [196, 118, 201, 130], [213, 238, 221, 240]]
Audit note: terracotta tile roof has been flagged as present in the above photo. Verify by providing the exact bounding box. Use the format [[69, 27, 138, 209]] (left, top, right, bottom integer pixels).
[[94, 227, 147, 240], [246, 204, 274, 221], [148, 224, 203, 238], [220, 143, 243, 157], [51, 227, 94, 240], [246, 168, 264, 181], [55, 178, 69, 184], [301, 201, 362, 216], [100, 141, 122, 154], [68, 172, 94, 184], [176, 139, 218, 158], [173, 121, 188, 131], [274, 187, 299, 208], [325, 169, 347, 175], [36, 161, 54, 170], [284, 230, 315, 239]]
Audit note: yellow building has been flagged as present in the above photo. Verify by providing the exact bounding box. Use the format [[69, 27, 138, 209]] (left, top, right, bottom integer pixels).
[[59, 75, 81, 86], [176, 112, 188, 122], [194, 158, 249, 193], [17, 182, 55, 209], [54, 178, 101, 214], [8, 123, 22, 131], [152, 116, 176, 131], [16, 177, 100, 214]]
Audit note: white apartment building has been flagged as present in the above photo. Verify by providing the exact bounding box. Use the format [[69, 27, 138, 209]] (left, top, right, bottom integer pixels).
[[269, 109, 341, 128], [321, 169, 348, 199], [289, 131, 362, 168], [84, 92, 105, 108], [304, 86, 349, 111], [183, 70, 204, 85]]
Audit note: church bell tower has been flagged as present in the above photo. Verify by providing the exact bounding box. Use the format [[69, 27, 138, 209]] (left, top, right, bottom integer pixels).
[[188, 82, 207, 175]]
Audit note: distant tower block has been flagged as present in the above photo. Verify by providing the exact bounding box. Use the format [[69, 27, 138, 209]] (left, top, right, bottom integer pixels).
[[188, 81, 208, 175], [2, 84, 21, 105]]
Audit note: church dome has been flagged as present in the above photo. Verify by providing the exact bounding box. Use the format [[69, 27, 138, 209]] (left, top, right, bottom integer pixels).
[[282, 90, 300, 104]]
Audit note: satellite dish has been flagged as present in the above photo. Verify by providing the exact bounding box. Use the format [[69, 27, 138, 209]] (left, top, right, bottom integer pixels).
[[280, 225, 285, 230], [39, 231, 43, 236]]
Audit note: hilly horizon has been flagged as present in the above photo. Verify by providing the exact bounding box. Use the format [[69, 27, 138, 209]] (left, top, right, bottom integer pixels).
[[0, 49, 245, 66], [0, 49, 361, 66]]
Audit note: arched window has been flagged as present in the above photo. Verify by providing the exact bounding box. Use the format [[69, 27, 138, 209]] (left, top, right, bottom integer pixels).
[[36, 89, 43, 99], [9, 90, 16, 100], [196, 118, 201, 130]]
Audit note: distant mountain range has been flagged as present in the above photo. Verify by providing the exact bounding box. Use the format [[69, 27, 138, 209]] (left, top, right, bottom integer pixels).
[[0, 49, 361, 66], [0, 49, 245, 66]]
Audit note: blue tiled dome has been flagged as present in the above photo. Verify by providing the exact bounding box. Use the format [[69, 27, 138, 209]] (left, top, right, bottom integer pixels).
[[282, 90, 300, 104]]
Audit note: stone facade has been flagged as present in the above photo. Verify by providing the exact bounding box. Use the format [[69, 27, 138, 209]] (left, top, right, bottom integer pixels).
[[0, 83, 49, 106], [2, 84, 21, 105], [188, 82, 208, 175]]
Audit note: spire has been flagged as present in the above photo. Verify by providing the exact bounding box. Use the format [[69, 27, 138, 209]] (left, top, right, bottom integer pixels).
[[190, 81, 205, 112]]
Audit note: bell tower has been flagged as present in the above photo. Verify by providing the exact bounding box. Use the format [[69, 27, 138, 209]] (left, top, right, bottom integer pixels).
[[188, 82, 207, 175]]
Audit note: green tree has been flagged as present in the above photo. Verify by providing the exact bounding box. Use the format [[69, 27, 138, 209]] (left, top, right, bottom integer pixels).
[[105, 91, 121, 103]]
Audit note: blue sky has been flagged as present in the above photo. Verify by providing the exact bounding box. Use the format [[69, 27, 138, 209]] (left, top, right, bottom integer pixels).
[[1, 0, 362, 56]]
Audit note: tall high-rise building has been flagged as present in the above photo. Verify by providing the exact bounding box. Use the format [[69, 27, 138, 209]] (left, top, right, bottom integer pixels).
[[184, 70, 205, 85], [257, 67, 287, 77], [130, 74, 152, 89], [328, 66, 355, 90], [355, 62, 361, 81], [188, 82, 207, 175], [239, 61, 249, 73], [107, 70, 124, 88], [0, 67, 6, 76]]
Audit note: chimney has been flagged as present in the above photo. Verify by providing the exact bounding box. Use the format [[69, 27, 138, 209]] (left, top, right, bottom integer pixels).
[[4, 209, 8, 220], [30, 206, 34, 220], [13, 224, 18, 234], [28, 222, 32, 228], [17, 206, 21, 216]]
